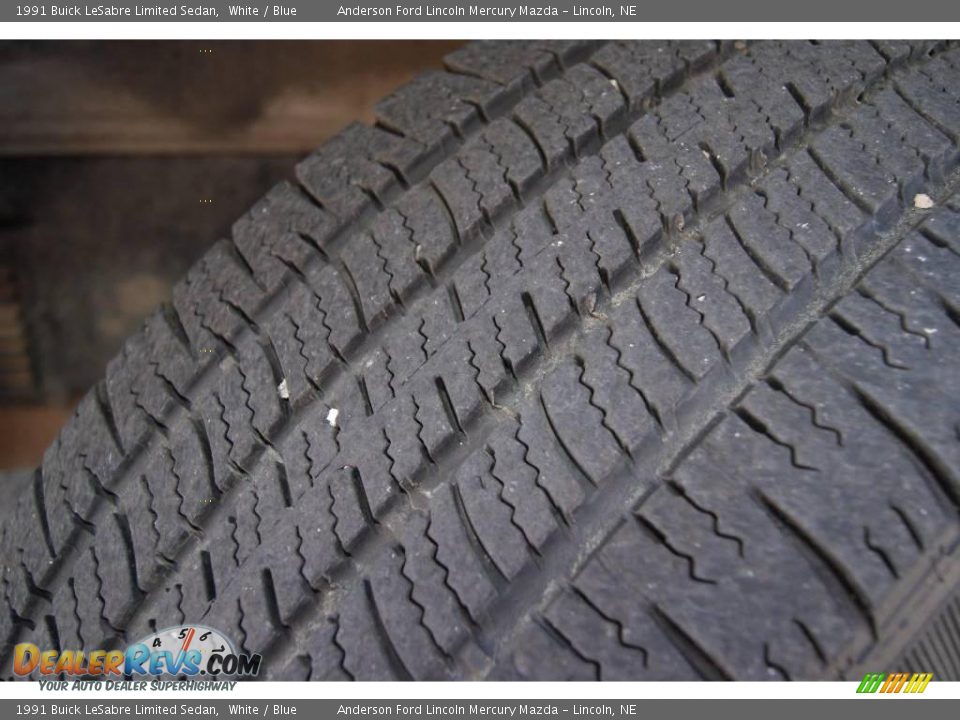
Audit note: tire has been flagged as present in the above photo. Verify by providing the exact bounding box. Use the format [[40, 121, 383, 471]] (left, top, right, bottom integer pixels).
[[4, 39, 960, 682]]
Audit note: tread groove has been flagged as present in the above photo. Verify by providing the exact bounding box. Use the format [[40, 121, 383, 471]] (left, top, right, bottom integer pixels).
[[363, 578, 414, 681]]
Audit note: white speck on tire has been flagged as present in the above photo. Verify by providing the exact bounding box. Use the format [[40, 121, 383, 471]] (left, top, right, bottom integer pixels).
[[277, 379, 289, 399], [914, 193, 934, 209], [327, 408, 339, 427]]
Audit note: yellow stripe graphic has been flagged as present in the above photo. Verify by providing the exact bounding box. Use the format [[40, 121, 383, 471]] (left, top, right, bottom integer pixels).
[[911, 673, 933, 694], [898, 672, 933, 693], [905, 674, 921, 693]]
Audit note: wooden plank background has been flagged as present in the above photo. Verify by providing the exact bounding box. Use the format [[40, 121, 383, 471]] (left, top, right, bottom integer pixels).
[[0, 40, 464, 470], [0, 41, 464, 155]]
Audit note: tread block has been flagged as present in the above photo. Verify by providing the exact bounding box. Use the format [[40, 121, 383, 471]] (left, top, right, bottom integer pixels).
[[115, 475, 166, 592], [445, 130, 518, 224], [484, 119, 547, 198], [168, 421, 218, 526], [756, 169, 839, 272], [920, 205, 960, 256], [594, 470, 853, 680], [636, 265, 725, 382], [365, 547, 453, 679], [393, 511, 474, 656], [326, 467, 370, 553], [375, 69, 499, 152], [428, 157, 487, 244], [605, 298, 691, 428], [513, 64, 626, 168], [489, 618, 598, 680], [141, 307, 200, 397], [549, 547, 702, 679], [345, 431, 399, 520], [340, 232, 397, 330], [577, 326, 657, 453], [540, 589, 649, 680], [785, 151, 867, 248], [295, 123, 420, 219], [194, 391, 239, 493], [139, 445, 194, 563], [850, 108, 928, 203], [703, 218, 783, 334], [487, 426, 560, 551], [262, 289, 327, 404], [591, 40, 716, 112], [426, 484, 498, 623], [300, 262, 366, 356], [294, 483, 347, 588], [808, 270, 960, 505], [671, 242, 754, 360], [808, 125, 900, 226], [379, 395, 429, 488], [895, 50, 960, 143], [271, 618, 351, 680], [455, 450, 532, 580], [370, 207, 433, 305], [892, 231, 960, 306], [232, 182, 336, 293], [726, 193, 812, 293], [410, 378, 458, 462], [540, 361, 627, 483], [710, 394, 941, 609], [444, 41, 573, 89], [514, 400, 587, 520], [463, 317, 511, 401], [393, 186, 460, 274]]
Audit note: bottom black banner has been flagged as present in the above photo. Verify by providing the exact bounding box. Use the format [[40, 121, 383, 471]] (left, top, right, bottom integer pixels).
[[2, 699, 955, 720]]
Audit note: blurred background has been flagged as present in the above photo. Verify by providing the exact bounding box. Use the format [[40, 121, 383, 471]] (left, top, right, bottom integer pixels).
[[0, 40, 463, 472]]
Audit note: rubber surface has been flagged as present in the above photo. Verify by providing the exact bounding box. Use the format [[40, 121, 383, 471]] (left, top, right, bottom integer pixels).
[[3, 40, 960, 681]]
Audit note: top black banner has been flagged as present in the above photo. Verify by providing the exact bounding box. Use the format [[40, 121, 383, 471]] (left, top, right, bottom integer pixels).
[[6, 0, 960, 21]]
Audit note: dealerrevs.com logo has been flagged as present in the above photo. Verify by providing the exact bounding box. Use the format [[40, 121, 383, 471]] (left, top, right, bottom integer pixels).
[[14, 625, 261, 678]]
